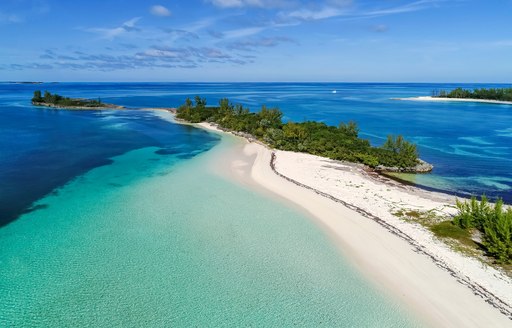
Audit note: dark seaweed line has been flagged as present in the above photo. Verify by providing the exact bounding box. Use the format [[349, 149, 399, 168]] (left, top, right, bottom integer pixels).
[[270, 152, 512, 320]]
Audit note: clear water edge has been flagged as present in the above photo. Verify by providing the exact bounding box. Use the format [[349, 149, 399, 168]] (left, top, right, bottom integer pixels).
[[2, 82, 511, 326], [2, 82, 511, 207], [211, 132, 438, 328], [0, 131, 422, 327]]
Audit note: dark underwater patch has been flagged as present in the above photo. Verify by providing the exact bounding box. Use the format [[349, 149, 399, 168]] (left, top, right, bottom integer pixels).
[[21, 204, 49, 215], [155, 148, 181, 155]]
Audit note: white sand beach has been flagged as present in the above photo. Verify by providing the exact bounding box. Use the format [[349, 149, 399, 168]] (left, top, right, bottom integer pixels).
[[195, 121, 512, 327], [394, 96, 512, 105]]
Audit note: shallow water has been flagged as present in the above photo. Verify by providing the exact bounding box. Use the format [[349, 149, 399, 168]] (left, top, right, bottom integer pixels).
[[0, 81, 508, 326], [0, 138, 420, 326]]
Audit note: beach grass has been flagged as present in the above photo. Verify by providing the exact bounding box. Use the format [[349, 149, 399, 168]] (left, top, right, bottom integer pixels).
[[395, 209, 512, 276], [430, 221, 474, 246]]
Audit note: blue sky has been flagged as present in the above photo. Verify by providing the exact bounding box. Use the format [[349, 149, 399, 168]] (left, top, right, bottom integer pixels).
[[1, 0, 511, 82]]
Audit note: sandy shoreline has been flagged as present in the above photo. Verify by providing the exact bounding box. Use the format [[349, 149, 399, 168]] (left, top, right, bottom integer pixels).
[[187, 119, 512, 326], [393, 96, 512, 105], [151, 110, 512, 325]]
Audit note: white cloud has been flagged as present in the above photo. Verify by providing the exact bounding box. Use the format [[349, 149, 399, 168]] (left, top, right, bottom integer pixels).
[[86, 17, 141, 40], [226, 36, 296, 51], [209, 0, 243, 7], [207, 0, 290, 8], [185, 17, 217, 32], [122, 17, 141, 30], [140, 49, 181, 58], [282, 0, 445, 23], [223, 26, 265, 39], [365, 0, 446, 16], [288, 7, 343, 20], [150, 5, 171, 17]]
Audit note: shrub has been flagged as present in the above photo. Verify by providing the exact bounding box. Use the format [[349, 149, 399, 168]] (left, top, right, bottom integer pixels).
[[175, 97, 421, 169], [453, 196, 512, 263], [453, 195, 490, 230], [482, 200, 512, 263]]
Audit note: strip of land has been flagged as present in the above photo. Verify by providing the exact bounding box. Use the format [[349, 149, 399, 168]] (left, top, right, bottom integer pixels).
[[31, 90, 124, 110], [167, 116, 512, 327], [32, 101, 124, 110], [393, 96, 512, 105]]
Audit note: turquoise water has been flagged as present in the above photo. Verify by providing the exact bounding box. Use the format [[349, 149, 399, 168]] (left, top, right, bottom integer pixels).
[[2, 82, 510, 326], [0, 136, 419, 326]]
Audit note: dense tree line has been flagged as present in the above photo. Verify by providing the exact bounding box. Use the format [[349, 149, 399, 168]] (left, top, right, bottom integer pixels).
[[32, 90, 103, 107], [176, 96, 420, 168], [433, 87, 512, 101], [454, 196, 512, 263]]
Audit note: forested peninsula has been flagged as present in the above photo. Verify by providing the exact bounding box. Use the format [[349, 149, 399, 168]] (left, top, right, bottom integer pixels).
[[31, 91, 123, 109], [433, 87, 512, 102], [176, 96, 432, 173]]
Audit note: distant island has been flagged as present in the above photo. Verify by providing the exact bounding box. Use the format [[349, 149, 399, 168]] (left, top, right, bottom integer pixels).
[[31, 90, 124, 110], [12, 81, 44, 84], [433, 87, 512, 101], [394, 87, 512, 105], [175, 96, 432, 173]]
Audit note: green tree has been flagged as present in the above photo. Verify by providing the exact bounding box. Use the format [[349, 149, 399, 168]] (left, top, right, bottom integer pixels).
[[483, 200, 512, 263], [436, 87, 512, 102], [453, 195, 490, 230], [452, 196, 512, 263], [32, 90, 42, 102], [43, 90, 52, 103], [283, 122, 308, 142], [258, 105, 283, 129], [380, 135, 418, 167], [174, 96, 421, 170], [338, 121, 359, 138]]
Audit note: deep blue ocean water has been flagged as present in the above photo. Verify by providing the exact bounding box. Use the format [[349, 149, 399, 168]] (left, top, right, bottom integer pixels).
[[0, 83, 220, 226], [1, 82, 511, 226]]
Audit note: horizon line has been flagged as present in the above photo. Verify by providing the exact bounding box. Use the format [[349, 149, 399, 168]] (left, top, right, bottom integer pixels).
[[3, 81, 512, 84]]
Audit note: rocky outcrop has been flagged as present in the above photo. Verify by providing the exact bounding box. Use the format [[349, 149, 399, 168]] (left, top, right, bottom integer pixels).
[[375, 159, 433, 173]]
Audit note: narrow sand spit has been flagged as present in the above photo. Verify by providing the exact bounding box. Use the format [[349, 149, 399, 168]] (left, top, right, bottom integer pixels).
[[194, 121, 512, 327]]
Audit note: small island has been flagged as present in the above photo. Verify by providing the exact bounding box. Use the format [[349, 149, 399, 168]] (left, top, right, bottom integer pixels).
[[31, 90, 124, 110], [394, 87, 512, 105], [175, 96, 432, 173], [12, 81, 44, 84], [433, 87, 512, 101]]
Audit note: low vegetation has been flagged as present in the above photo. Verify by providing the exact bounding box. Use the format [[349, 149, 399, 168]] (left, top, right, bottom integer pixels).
[[394, 209, 439, 224], [452, 196, 512, 264], [176, 96, 421, 169], [432, 87, 512, 101], [32, 90, 104, 108], [430, 221, 474, 246], [393, 207, 509, 272]]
